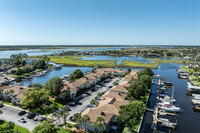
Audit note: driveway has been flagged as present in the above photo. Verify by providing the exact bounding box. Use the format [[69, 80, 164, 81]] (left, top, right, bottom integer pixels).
[[52, 77, 121, 126], [0, 105, 40, 131]]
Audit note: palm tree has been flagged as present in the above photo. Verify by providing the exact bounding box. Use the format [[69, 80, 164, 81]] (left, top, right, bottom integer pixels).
[[92, 117, 105, 133], [49, 103, 56, 113], [9, 89, 14, 96], [56, 111, 62, 125], [73, 113, 82, 129], [97, 117, 105, 132], [5, 121, 15, 132], [60, 106, 69, 125], [43, 105, 49, 115], [82, 115, 90, 131]]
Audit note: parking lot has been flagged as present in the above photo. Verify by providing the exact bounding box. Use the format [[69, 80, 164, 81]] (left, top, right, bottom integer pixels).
[[0, 105, 40, 131], [53, 77, 121, 125]]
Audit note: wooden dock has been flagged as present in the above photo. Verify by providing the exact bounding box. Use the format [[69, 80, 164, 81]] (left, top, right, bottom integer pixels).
[[153, 77, 176, 132]]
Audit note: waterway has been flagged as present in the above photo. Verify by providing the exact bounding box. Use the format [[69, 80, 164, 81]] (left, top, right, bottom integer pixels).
[[0, 47, 125, 58], [1, 48, 199, 132], [140, 63, 200, 133]]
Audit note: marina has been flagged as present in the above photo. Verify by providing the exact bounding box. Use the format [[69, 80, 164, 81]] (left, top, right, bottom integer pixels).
[[140, 63, 200, 133]]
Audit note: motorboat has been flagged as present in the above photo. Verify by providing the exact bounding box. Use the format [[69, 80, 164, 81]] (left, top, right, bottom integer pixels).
[[159, 97, 176, 103], [158, 118, 169, 122], [191, 99, 200, 105], [160, 104, 180, 112]]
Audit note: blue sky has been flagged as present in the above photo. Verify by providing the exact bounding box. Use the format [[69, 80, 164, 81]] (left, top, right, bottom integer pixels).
[[0, 0, 199, 45]]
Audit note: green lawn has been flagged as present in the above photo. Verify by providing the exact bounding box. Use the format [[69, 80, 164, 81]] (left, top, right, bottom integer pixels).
[[123, 125, 139, 133], [0, 120, 30, 133], [119, 59, 187, 69], [50, 56, 116, 68]]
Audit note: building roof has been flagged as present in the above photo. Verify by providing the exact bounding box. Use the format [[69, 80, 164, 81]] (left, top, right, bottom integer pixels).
[[110, 84, 128, 93], [96, 98, 129, 115], [63, 77, 87, 92], [82, 108, 114, 124], [3, 86, 28, 99], [102, 91, 127, 100]]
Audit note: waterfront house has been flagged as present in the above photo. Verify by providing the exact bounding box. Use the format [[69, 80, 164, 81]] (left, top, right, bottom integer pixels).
[[1, 86, 28, 105]]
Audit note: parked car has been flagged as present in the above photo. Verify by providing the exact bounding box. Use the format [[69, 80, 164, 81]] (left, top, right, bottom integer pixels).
[[38, 116, 46, 122], [27, 112, 36, 119], [18, 110, 26, 116], [33, 115, 40, 121], [69, 116, 76, 121], [18, 118, 26, 123], [87, 104, 95, 107], [68, 102, 76, 107], [82, 94, 88, 97], [91, 88, 96, 92], [84, 92, 91, 96]]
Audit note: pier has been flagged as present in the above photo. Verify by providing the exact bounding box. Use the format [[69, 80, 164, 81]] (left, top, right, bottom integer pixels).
[[152, 77, 177, 133]]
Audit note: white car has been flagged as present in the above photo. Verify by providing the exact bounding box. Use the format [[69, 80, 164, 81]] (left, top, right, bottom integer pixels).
[[18, 118, 26, 123]]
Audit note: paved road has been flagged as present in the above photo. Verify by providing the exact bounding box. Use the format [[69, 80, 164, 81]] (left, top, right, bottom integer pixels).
[[52, 77, 121, 126], [0, 105, 40, 131]]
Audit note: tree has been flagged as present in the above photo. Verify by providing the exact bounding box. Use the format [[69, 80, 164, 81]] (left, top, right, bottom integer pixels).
[[56, 111, 62, 125], [60, 106, 69, 125], [32, 122, 59, 133], [82, 115, 90, 131], [49, 103, 56, 113], [68, 69, 84, 81], [39, 55, 50, 65], [127, 79, 148, 100], [15, 69, 23, 75], [32, 60, 46, 69], [9, 89, 14, 96], [73, 113, 82, 129], [92, 117, 105, 133], [117, 101, 146, 132], [59, 90, 70, 102], [43, 105, 49, 115], [5, 121, 15, 132], [20, 88, 49, 108], [127, 68, 131, 73], [90, 99, 99, 106], [44, 77, 63, 97]]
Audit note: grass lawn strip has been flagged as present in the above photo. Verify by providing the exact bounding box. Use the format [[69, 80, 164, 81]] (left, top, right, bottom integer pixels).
[[0, 120, 30, 133]]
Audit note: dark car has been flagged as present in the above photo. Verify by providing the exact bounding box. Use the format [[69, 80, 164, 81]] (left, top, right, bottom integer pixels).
[[84, 92, 91, 96], [109, 86, 113, 88], [91, 88, 96, 92], [69, 116, 76, 121], [27, 112, 36, 119], [68, 102, 76, 107], [18, 110, 26, 116]]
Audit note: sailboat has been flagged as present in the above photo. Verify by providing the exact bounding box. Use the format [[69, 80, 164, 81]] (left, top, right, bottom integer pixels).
[[160, 86, 180, 112]]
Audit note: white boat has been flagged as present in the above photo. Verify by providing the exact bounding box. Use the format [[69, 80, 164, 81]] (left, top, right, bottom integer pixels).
[[158, 102, 171, 107], [192, 94, 200, 97], [193, 96, 200, 100], [155, 74, 161, 77], [188, 85, 200, 93], [191, 99, 200, 105], [160, 105, 181, 112], [159, 97, 176, 103], [158, 118, 169, 122]]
